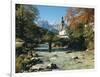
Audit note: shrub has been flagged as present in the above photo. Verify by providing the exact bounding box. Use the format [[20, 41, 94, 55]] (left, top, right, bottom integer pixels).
[[16, 55, 25, 73]]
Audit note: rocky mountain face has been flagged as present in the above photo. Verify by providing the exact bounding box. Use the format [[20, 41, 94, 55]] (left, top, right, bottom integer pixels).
[[37, 20, 58, 33]]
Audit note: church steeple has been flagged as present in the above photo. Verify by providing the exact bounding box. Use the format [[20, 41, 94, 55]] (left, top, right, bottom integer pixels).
[[58, 16, 69, 38], [61, 16, 64, 31]]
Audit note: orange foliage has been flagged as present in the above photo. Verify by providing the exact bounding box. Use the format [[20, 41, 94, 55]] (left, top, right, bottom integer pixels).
[[65, 7, 94, 28]]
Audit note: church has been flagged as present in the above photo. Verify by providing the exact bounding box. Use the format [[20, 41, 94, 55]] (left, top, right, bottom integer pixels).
[[58, 16, 69, 38]]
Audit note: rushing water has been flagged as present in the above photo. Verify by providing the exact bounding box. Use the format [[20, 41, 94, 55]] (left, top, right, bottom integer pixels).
[[33, 43, 94, 70]]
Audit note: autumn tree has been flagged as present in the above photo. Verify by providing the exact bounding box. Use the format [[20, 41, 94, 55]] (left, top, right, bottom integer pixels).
[[65, 7, 94, 28], [65, 7, 94, 50]]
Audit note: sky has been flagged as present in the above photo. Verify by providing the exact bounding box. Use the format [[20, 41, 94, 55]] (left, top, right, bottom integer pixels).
[[36, 5, 68, 25]]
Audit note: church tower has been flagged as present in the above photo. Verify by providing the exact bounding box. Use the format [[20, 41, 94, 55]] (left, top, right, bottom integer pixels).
[[61, 16, 64, 31], [58, 16, 69, 38]]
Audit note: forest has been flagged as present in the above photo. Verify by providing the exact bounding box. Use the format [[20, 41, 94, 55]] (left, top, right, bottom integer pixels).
[[15, 4, 94, 73]]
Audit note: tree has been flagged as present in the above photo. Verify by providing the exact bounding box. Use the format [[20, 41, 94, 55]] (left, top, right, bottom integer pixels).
[[66, 23, 86, 50], [84, 25, 94, 49], [16, 4, 40, 57], [16, 4, 39, 42], [65, 7, 94, 28], [43, 31, 55, 52], [65, 7, 94, 50]]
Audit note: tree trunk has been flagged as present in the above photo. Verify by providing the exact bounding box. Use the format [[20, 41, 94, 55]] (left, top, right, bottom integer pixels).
[[48, 41, 52, 52]]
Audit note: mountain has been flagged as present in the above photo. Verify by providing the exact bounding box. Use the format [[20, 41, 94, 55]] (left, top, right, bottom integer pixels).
[[37, 20, 59, 33]]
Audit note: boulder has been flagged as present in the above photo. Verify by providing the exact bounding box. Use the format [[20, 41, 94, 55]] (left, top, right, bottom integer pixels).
[[30, 64, 47, 72], [72, 56, 79, 60], [32, 53, 39, 57], [46, 63, 58, 69], [29, 63, 59, 72]]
